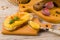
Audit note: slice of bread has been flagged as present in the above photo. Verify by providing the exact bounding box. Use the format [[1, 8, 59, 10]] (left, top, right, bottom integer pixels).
[[2, 18, 41, 35]]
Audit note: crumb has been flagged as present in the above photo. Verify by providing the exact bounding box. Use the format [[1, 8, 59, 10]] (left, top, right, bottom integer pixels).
[[6, 7, 8, 9], [0, 6, 9, 10], [1, 6, 4, 8], [1, 6, 5, 10]]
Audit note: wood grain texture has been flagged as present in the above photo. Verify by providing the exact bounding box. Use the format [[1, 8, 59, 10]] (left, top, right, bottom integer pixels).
[[0, 0, 60, 40]]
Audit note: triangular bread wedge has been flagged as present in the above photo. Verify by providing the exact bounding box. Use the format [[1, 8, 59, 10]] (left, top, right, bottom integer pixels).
[[2, 18, 41, 35]]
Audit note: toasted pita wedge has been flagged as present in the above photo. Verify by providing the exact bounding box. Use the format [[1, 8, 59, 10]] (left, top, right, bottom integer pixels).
[[3, 12, 33, 31]]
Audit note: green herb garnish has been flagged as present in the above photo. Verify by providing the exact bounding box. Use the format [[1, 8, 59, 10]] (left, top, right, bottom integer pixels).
[[9, 16, 19, 24], [9, 19, 14, 24], [14, 16, 19, 21]]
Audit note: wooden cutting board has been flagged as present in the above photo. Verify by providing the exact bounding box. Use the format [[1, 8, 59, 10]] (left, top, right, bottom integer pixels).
[[0, 0, 60, 40]]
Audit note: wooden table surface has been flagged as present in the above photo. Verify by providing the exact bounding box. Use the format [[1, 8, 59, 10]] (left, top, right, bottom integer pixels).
[[0, 0, 60, 40]]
